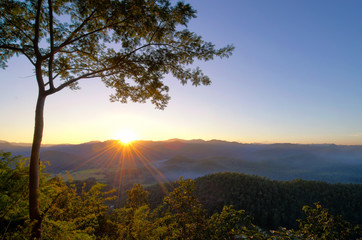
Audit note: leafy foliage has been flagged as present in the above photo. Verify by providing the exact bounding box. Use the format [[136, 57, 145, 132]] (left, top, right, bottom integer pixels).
[[42, 179, 115, 239], [125, 183, 149, 209], [193, 172, 362, 229], [297, 202, 360, 240], [0, 152, 114, 239], [1, 152, 361, 239], [0, 152, 29, 234], [0, 0, 233, 108], [160, 177, 207, 239], [207, 205, 254, 239]]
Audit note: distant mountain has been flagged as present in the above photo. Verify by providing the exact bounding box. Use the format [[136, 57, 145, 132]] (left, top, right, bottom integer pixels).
[[40, 151, 86, 172], [1, 139, 361, 183], [0, 141, 31, 156]]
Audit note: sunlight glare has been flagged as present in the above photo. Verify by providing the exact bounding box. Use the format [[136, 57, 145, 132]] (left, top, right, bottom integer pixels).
[[114, 129, 138, 144]]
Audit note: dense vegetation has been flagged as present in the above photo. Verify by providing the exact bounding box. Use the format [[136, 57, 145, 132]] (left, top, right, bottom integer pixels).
[[1, 152, 361, 239], [195, 173, 362, 229]]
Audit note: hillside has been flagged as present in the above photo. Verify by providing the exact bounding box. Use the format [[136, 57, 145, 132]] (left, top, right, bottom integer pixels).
[[1, 139, 362, 183], [146, 172, 362, 230]]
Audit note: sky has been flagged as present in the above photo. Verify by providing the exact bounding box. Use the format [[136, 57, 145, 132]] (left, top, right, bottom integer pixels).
[[1, 0, 362, 145]]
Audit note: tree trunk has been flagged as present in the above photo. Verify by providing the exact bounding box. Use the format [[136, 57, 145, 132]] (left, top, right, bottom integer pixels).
[[29, 92, 46, 239]]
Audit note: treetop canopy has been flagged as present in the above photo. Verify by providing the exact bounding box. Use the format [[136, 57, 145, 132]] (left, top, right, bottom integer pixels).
[[0, 0, 234, 109]]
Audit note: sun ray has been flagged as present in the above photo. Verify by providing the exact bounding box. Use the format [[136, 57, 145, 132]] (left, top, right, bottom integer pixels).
[[72, 142, 117, 171], [68, 139, 171, 197], [128, 143, 171, 193]]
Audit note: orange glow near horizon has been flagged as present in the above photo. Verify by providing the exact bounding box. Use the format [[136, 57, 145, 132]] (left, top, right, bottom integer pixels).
[[114, 129, 139, 144]]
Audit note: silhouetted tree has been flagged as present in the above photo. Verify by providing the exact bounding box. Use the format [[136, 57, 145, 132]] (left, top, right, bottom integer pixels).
[[0, 0, 233, 238]]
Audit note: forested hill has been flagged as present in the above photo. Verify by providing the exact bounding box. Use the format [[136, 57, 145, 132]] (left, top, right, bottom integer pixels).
[[147, 172, 362, 230], [1, 152, 361, 239]]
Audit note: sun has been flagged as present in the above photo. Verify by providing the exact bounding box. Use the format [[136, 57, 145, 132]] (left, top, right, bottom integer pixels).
[[114, 129, 139, 144]]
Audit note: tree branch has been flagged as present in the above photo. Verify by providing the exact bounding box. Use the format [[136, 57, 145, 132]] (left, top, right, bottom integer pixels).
[[42, 10, 97, 60], [58, 25, 109, 50], [2, 15, 34, 43], [33, 0, 46, 93], [0, 44, 24, 52], [58, 49, 92, 55], [52, 72, 61, 81], [22, 51, 36, 66], [47, 0, 55, 91], [147, 21, 163, 44], [0, 44, 36, 65], [40, 188, 67, 218], [45, 37, 191, 95], [47, 66, 114, 95], [60, 10, 97, 48], [34, 0, 43, 59], [43, 17, 130, 60], [122, 42, 183, 60]]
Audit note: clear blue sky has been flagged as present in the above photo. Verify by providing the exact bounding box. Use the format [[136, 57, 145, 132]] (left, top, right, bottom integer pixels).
[[1, 0, 362, 145]]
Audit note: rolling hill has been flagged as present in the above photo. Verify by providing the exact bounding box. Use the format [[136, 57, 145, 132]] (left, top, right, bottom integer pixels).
[[1, 139, 362, 184]]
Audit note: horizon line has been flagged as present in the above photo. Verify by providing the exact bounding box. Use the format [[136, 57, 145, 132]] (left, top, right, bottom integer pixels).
[[1, 138, 361, 147]]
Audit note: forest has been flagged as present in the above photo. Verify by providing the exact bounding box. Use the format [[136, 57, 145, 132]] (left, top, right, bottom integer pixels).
[[1, 151, 361, 239]]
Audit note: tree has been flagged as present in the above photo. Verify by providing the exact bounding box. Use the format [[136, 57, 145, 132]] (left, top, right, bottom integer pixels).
[[125, 183, 149, 209], [42, 180, 115, 240], [107, 184, 155, 239], [0, 0, 233, 238], [0, 152, 29, 236], [161, 177, 207, 239], [297, 202, 359, 240], [207, 205, 252, 239]]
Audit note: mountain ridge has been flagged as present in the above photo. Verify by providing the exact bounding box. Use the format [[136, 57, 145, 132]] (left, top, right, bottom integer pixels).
[[1, 139, 361, 184]]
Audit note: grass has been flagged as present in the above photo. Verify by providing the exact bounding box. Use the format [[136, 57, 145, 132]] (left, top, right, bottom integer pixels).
[[61, 168, 106, 182]]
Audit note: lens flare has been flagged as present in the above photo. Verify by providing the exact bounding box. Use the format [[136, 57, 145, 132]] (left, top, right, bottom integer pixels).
[[70, 140, 170, 197]]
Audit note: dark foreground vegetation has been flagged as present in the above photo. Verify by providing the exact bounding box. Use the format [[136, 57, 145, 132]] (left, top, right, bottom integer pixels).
[[1, 152, 361, 239], [147, 172, 362, 230]]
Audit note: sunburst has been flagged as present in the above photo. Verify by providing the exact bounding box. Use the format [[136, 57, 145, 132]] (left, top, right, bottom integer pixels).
[[114, 129, 138, 144]]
